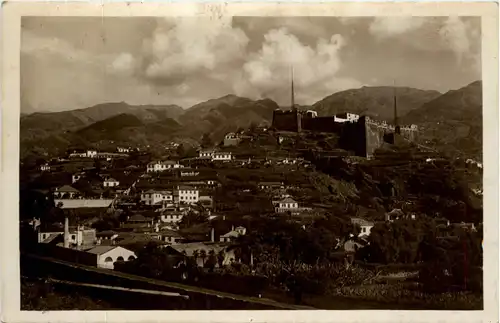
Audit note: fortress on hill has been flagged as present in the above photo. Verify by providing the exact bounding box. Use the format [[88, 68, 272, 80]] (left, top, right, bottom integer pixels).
[[271, 72, 419, 159]]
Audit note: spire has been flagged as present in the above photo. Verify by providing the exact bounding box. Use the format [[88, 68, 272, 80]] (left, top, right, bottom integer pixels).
[[393, 80, 400, 134], [291, 66, 296, 110]]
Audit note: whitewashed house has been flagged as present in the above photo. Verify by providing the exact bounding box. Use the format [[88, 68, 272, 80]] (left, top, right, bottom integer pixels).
[[351, 217, 375, 237], [72, 172, 85, 184], [274, 197, 299, 213], [86, 150, 98, 158], [141, 190, 173, 206], [147, 160, 183, 173], [199, 149, 215, 158], [212, 152, 232, 161], [160, 211, 184, 224], [86, 246, 136, 270], [175, 186, 199, 204], [220, 226, 246, 243], [103, 177, 120, 188]]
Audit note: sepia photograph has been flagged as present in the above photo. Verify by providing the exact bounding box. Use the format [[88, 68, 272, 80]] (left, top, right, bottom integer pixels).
[[1, 2, 498, 322]]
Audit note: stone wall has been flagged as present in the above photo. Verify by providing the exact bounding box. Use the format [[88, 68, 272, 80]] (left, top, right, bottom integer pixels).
[[271, 110, 301, 132], [54, 199, 114, 209], [302, 116, 343, 133]]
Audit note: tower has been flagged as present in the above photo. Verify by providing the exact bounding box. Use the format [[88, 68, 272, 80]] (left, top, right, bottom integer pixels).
[[393, 82, 400, 134], [290, 66, 302, 132]]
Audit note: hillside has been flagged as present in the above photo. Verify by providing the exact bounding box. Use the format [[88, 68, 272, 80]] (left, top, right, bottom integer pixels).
[[20, 102, 184, 141], [20, 82, 482, 160], [177, 95, 279, 141], [403, 81, 482, 160], [312, 86, 441, 121]]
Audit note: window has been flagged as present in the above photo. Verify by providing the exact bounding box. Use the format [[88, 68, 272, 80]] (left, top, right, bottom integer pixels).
[[71, 235, 76, 240], [117, 256, 124, 262], [42, 233, 46, 239], [128, 255, 135, 261], [105, 257, 113, 262]]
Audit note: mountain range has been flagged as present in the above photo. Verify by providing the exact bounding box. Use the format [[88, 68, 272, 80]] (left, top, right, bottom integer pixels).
[[20, 81, 482, 160]]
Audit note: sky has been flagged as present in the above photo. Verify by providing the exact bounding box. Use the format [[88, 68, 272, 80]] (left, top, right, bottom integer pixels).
[[21, 16, 481, 113]]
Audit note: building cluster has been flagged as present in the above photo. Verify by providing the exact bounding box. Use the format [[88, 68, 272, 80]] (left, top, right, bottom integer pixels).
[[271, 76, 419, 159], [24, 144, 267, 272]]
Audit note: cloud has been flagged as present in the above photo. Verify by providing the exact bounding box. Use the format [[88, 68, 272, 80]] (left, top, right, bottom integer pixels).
[[238, 28, 361, 105], [369, 17, 428, 39], [439, 16, 479, 66], [109, 53, 136, 76], [138, 17, 249, 84], [368, 16, 480, 73]]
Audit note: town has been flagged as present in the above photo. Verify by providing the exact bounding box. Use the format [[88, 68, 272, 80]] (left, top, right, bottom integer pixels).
[[20, 110, 483, 310]]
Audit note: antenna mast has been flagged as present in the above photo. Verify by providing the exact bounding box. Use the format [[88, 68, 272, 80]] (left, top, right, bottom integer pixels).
[[291, 66, 295, 110], [393, 80, 400, 134]]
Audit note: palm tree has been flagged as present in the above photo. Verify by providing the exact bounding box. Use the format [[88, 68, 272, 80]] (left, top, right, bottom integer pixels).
[[217, 250, 225, 268], [192, 249, 199, 266], [199, 249, 207, 266]]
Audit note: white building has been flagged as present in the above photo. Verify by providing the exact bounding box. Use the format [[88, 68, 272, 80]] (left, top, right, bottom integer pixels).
[[103, 177, 120, 187], [38, 226, 97, 247], [334, 113, 359, 123], [72, 172, 85, 184], [86, 150, 98, 158], [351, 218, 375, 237], [86, 246, 136, 270], [220, 226, 246, 243], [198, 149, 232, 161], [212, 152, 232, 161], [160, 212, 184, 224], [147, 160, 183, 173], [141, 190, 173, 206], [175, 185, 199, 204], [274, 197, 299, 213], [199, 149, 215, 158], [40, 164, 51, 172], [117, 147, 130, 153]]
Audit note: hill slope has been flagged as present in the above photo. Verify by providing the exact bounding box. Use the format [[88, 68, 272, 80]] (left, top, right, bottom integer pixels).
[[312, 86, 441, 121], [403, 81, 482, 160], [178, 95, 279, 141], [20, 102, 184, 141]]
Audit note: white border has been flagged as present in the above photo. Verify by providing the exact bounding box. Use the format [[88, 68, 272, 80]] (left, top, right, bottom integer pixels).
[[1, 2, 498, 323]]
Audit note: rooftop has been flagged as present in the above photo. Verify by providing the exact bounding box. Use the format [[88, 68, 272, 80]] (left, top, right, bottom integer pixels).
[[351, 217, 375, 227], [86, 246, 118, 255], [56, 185, 80, 193], [278, 197, 298, 204]]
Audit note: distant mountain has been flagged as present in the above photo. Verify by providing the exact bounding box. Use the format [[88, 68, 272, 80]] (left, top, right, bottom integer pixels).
[[20, 83, 482, 160], [20, 102, 185, 158], [20, 102, 184, 139], [402, 81, 482, 160], [312, 86, 442, 121], [178, 95, 279, 141], [73, 113, 182, 145]]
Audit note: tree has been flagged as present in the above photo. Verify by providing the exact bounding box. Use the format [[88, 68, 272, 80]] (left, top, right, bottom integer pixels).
[[192, 250, 199, 265], [249, 122, 258, 134], [217, 250, 225, 268], [176, 144, 185, 157], [178, 211, 208, 229], [199, 249, 207, 266], [201, 133, 213, 148], [205, 250, 217, 272]]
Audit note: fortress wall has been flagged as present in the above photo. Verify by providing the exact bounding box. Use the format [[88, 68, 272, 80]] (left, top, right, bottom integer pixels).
[[301, 116, 343, 133], [272, 111, 300, 132], [338, 119, 368, 157], [364, 121, 387, 159], [400, 128, 418, 141]]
